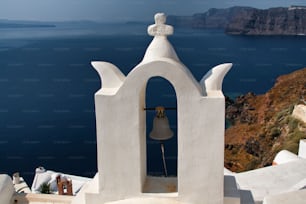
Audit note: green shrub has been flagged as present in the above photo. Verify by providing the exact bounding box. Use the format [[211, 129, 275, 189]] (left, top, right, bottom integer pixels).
[[276, 105, 294, 121], [288, 104, 295, 114], [246, 159, 260, 171], [270, 127, 281, 138], [283, 141, 299, 154], [283, 130, 306, 154], [288, 117, 299, 133], [40, 182, 50, 194]]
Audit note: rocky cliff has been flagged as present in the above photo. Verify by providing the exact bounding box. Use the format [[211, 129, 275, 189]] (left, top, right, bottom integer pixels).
[[226, 7, 306, 35], [168, 6, 306, 35], [168, 7, 248, 29], [225, 68, 306, 172]]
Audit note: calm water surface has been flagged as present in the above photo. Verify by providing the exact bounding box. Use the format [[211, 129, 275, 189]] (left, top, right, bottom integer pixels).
[[0, 23, 305, 183]]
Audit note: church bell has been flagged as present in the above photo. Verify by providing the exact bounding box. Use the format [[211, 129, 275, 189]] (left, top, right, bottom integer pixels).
[[149, 106, 174, 141]]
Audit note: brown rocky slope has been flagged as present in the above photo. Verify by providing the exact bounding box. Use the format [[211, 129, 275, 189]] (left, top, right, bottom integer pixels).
[[225, 68, 306, 172]]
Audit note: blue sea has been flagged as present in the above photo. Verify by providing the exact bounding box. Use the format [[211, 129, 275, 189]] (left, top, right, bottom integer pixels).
[[0, 22, 305, 184]]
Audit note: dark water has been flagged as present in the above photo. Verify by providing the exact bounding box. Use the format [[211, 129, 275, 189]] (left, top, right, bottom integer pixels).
[[0, 24, 305, 184]]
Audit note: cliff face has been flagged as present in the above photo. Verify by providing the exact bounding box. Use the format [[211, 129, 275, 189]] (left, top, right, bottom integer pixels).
[[168, 7, 251, 29], [226, 7, 306, 35], [225, 68, 306, 172], [168, 6, 306, 35], [190, 7, 253, 29]]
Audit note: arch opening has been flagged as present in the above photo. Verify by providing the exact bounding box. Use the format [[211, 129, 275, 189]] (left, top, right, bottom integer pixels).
[[143, 76, 178, 193]]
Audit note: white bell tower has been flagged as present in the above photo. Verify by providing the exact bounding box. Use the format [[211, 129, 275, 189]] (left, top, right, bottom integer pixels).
[[72, 13, 232, 204]]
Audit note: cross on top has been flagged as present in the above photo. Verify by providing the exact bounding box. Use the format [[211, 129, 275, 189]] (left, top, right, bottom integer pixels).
[[148, 13, 174, 37]]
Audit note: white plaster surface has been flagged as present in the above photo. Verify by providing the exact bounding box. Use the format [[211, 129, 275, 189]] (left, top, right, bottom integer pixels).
[[263, 189, 306, 204], [200, 63, 232, 95], [91, 61, 125, 95], [298, 139, 306, 159], [14, 177, 31, 193], [224, 168, 234, 175], [74, 13, 231, 204], [288, 178, 306, 191], [234, 159, 306, 203], [71, 174, 99, 204], [0, 174, 14, 204], [292, 104, 306, 123], [272, 150, 299, 165]]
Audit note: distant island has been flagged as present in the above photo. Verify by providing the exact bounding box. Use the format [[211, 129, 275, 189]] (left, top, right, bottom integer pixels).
[[0, 20, 55, 29], [168, 6, 306, 35]]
